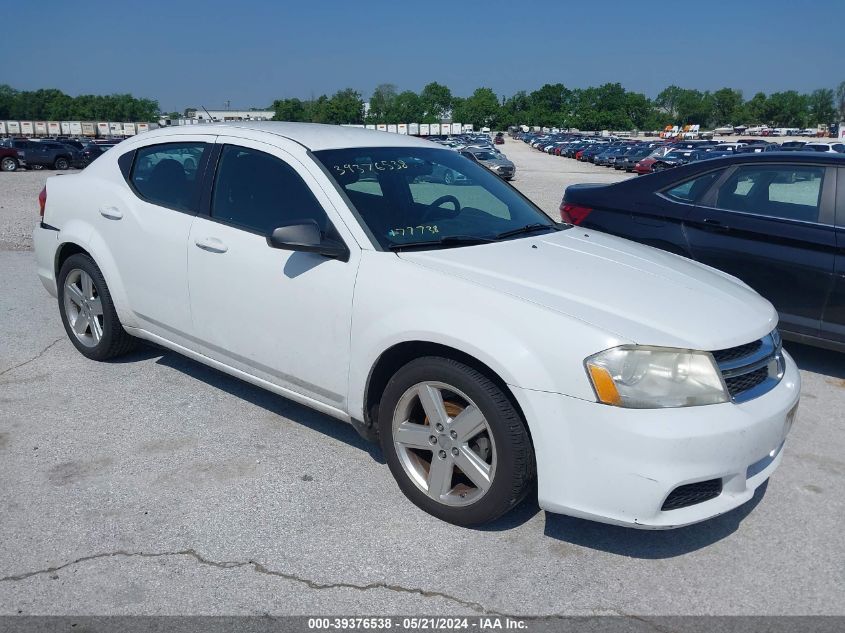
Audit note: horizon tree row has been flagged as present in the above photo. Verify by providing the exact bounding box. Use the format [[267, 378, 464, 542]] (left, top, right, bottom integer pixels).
[[2, 81, 843, 131], [272, 81, 845, 131]]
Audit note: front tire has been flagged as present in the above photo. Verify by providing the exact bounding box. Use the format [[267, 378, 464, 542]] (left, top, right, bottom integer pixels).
[[54, 156, 70, 170], [57, 254, 137, 361], [379, 357, 535, 526], [1, 156, 17, 172]]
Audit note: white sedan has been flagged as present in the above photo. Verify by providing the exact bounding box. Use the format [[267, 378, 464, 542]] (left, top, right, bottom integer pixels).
[[33, 123, 800, 528]]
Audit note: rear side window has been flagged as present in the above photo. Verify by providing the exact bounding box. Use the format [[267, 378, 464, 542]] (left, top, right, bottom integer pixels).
[[664, 170, 723, 203], [131, 142, 208, 212], [211, 145, 329, 235], [715, 165, 824, 222]]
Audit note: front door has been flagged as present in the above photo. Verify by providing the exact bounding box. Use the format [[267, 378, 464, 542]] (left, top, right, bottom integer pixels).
[[186, 137, 359, 409]]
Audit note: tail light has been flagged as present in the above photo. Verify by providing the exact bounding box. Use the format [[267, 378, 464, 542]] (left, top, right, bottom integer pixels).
[[560, 202, 593, 225], [38, 186, 47, 218]]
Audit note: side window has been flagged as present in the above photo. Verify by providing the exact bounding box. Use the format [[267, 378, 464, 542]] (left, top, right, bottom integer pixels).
[[131, 142, 208, 212], [664, 170, 723, 203], [211, 145, 329, 235], [716, 165, 824, 222]]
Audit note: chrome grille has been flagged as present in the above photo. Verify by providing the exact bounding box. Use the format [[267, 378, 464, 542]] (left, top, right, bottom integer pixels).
[[712, 330, 784, 403]]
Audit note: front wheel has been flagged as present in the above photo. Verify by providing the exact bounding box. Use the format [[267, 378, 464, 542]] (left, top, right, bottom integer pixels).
[[54, 156, 70, 170], [1, 156, 17, 172], [57, 254, 137, 361], [379, 357, 535, 526]]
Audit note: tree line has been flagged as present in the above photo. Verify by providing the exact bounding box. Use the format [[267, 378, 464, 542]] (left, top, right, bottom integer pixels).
[[273, 82, 845, 131], [0, 85, 160, 122], [2, 81, 843, 131]]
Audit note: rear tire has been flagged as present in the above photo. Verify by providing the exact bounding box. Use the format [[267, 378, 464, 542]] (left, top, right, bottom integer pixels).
[[379, 356, 535, 526], [1, 157, 17, 172], [57, 254, 137, 361]]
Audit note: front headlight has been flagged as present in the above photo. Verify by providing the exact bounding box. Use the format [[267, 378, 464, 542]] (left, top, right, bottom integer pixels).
[[585, 346, 729, 408]]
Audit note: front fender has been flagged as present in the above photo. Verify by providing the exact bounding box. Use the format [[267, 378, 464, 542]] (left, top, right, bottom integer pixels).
[[347, 252, 621, 421]]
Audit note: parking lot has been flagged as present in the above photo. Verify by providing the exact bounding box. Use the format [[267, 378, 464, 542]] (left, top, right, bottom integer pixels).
[[1, 138, 844, 617]]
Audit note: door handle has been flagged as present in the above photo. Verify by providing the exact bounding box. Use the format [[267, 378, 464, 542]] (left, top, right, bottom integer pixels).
[[99, 206, 123, 220], [194, 237, 228, 253], [701, 218, 729, 232]]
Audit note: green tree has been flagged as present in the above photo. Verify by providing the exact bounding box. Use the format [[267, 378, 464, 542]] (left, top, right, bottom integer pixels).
[[741, 92, 769, 124], [654, 85, 685, 119], [368, 83, 397, 122], [499, 91, 530, 128], [419, 82, 453, 122], [451, 88, 500, 129], [765, 91, 807, 127], [389, 90, 424, 123], [806, 89, 836, 125], [325, 88, 364, 124], [272, 98, 307, 121], [711, 88, 743, 125], [528, 83, 572, 127]]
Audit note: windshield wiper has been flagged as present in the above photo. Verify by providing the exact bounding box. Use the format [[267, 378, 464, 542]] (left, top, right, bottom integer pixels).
[[388, 235, 496, 251], [494, 223, 564, 240]]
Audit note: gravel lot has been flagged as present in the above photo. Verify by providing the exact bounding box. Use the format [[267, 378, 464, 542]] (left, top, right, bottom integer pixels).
[[1, 141, 844, 618]]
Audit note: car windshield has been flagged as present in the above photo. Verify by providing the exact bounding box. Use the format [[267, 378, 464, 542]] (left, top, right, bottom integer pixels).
[[314, 147, 558, 250], [472, 152, 497, 161]]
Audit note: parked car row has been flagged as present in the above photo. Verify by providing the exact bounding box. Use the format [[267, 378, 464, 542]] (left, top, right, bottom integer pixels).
[[0, 137, 121, 172], [514, 131, 845, 176]]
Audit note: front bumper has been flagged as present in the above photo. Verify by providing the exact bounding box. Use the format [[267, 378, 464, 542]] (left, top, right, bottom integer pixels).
[[511, 350, 800, 528]]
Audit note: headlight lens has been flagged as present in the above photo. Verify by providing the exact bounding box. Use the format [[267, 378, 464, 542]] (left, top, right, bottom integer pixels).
[[585, 346, 729, 408]]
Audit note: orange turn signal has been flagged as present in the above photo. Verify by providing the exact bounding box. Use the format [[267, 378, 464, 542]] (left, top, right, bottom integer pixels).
[[588, 365, 622, 406]]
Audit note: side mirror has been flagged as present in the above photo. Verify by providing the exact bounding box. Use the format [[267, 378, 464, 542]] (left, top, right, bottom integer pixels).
[[266, 220, 349, 262]]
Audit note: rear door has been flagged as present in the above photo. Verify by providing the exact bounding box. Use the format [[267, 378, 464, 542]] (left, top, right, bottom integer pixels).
[[98, 136, 214, 339], [685, 162, 837, 338]]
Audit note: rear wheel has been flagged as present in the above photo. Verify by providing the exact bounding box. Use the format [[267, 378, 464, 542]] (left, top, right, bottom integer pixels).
[[54, 156, 70, 170], [57, 254, 137, 361], [379, 357, 535, 526], [1, 156, 17, 172]]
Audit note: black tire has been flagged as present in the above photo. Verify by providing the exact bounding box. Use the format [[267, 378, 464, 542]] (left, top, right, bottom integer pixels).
[[57, 253, 137, 361], [54, 156, 70, 170], [378, 356, 535, 526], [1, 156, 17, 172]]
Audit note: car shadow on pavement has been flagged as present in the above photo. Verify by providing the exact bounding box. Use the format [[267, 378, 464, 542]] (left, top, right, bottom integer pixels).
[[784, 342, 845, 379], [122, 343, 386, 464], [540, 481, 768, 558]]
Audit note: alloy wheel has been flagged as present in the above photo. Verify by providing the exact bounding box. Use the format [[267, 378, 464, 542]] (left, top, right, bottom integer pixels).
[[63, 269, 104, 347], [392, 381, 496, 507]]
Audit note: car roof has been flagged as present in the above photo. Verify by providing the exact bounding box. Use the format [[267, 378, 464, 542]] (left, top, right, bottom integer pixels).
[[132, 122, 434, 151]]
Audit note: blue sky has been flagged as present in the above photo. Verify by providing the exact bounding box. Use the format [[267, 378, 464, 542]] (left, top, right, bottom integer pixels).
[[2, 0, 843, 111]]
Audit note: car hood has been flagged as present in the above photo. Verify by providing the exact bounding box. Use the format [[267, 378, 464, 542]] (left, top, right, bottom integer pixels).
[[397, 228, 777, 351]]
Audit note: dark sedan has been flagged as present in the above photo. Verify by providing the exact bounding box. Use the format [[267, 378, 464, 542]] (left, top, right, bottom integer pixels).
[[561, 152, 845, 351]]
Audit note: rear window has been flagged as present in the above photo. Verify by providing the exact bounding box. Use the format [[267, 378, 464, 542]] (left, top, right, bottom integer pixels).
[[664, 170, 724, 203], [130, 142, 209, 212]]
